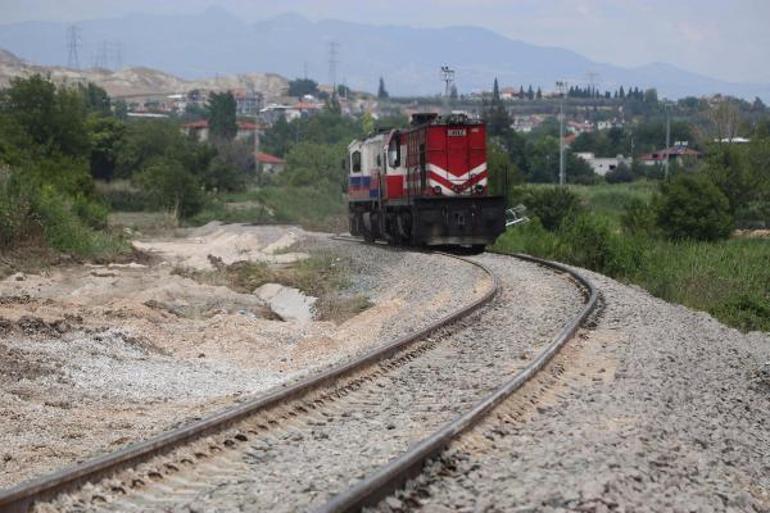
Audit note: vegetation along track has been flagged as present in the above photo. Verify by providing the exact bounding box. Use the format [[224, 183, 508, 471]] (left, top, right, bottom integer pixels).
[[0, 241, 597, 513]]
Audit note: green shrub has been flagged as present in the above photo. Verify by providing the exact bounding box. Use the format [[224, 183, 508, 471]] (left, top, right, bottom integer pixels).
[[133, 157, 205, 218], [558, 213, 642, 276], [72, 194, 109, 229], [657, 174, 734, 241], [518, 186, 582, 231], [605, 162, 634, 184], [621, 197, 659, 236]]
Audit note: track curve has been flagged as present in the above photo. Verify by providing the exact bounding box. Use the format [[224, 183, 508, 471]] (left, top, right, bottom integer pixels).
[[315, 251, 598, 513]]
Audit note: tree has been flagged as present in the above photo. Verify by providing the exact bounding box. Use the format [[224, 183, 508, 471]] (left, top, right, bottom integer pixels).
[[133, 157, 204, 218], [619, 86, 625, 99], [79, 83, 111, 115], [536, 87, 542, 100], [288, 78, 319, 98], [450, 84, 458, 100], [484, 78, 513, 140], [207, 91, 237, 141], [114, 99, 128, 121], [656, 174, 734, 241], [200, 140, 253, 192], [377, 77, 389, 99], [0, 74, 89, 158], [527, 85, 534, 100], [644, 88, 659, 105], [86, 115, 126, 180], [487, 140, 522, 204], [605, 162, 634, 183], [281, 141, 348, 191]]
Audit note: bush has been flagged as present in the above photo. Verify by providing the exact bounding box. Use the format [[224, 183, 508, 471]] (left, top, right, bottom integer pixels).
[[605, 162, 634, 184], [518, 186, 582, 231], [559, 213, 642, 276], [133, 157, 205, 218], [621, 198, 658, 236], [657, 174, 734, 241]]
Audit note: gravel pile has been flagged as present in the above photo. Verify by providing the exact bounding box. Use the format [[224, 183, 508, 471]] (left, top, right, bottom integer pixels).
[[375, 256, 770, 513], [59, 252, 585, 513]]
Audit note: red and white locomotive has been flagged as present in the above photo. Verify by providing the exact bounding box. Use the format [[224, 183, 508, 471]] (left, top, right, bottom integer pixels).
[[347, 113, 506, 249]]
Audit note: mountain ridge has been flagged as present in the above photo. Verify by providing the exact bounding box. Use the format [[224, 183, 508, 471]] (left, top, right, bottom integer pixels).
[[0, 10, 767, 100]]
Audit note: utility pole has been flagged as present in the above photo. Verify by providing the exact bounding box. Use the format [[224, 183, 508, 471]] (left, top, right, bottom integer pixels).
[[556, 80, 568, 186], [440, 65, 455, 114], [664, 102, 671, 180]]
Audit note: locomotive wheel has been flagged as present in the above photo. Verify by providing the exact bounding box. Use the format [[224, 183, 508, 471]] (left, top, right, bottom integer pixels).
[[349, 213, 361, 237], [362, 212, 376, 243]]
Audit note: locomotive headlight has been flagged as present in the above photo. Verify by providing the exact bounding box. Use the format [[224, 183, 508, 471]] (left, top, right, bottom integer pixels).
[[475, 184, 484, 193], [433, 185, 442, 195]]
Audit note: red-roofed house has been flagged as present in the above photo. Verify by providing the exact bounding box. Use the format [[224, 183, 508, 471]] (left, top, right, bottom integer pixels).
[[256, 152, 285, 174], [639, 144, 702, 166]]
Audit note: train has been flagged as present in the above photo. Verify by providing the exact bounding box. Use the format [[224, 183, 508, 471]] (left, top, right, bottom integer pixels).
[[346, 113, 506, 250]]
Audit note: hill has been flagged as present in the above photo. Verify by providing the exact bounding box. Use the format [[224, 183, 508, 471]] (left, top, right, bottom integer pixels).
[[0, 48, 289, 99], [0, 9, 768, 100]]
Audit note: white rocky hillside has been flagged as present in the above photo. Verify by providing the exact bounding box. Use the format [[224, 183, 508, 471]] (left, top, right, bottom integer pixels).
[[0, 48, 289, 99]]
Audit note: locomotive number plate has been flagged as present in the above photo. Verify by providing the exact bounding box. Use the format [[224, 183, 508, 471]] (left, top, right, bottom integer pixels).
[[447, 129, 467, 137]]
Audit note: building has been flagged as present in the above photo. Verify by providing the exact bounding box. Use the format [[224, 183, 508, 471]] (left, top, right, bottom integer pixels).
[[639, 144, 702, 167], [181, 120, 259, 142], [255, 152, 286, 175], [574, 152, 632, 177]]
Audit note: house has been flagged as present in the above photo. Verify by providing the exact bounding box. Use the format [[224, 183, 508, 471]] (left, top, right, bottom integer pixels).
[[512, 115, 544, 133], [256, 152, 286, 174], [639, 143, 702, 166], [181, 120, 259, 142], [575, 152, 632, 176]]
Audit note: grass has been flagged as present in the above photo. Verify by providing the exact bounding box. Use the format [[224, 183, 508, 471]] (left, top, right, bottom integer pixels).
[[494, 183, 770, 333], [175, 252, 371, 324], [189, 186, 347, 232]]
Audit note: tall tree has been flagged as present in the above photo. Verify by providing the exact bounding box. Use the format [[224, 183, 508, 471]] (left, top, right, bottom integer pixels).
[[527, 85, 534, 100], [492, 78, 501, 101], [536, 87, 542, 99], [207, 91, 237, 141], [288, 78, 319, 98], [377, 77, 389, 99]]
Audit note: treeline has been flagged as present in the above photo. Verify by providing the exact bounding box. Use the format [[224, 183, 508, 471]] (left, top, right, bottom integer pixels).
[[0, 75, 259, 257]]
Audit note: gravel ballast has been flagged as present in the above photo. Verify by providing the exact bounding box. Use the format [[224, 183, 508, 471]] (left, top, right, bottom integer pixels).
[[374, 254, 770, 513], [39, 250, 585, 513], [0, 227, 487, 489]]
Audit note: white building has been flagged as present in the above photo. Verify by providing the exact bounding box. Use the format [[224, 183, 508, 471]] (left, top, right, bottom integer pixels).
[[575, 152, 632, 177]]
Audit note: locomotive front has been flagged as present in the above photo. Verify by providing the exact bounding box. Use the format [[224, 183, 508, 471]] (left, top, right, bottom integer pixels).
[[347, 113, 506, 250]]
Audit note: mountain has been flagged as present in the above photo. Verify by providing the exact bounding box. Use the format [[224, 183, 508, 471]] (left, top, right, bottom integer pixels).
[[0, 9, 767, 100], [0, 48, 289, 99]]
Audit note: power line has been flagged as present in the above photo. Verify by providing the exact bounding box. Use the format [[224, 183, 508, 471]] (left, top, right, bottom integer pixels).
[[66, 25, 82, 69]]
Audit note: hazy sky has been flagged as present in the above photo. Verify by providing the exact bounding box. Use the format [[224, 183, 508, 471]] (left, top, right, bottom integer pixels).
[[3, 0, 769, 84]]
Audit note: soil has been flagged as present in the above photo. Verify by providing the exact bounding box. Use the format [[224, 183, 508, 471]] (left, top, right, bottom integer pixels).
[[0, 223, 489, 489]]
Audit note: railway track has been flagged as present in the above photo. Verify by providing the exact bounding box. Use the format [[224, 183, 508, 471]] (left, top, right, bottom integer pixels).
[[0, 242, 597, 513]]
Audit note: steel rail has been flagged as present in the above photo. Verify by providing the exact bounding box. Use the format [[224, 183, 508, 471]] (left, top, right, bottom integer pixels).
[[0, 248, 499, 513], [316, 252, 598, 513]]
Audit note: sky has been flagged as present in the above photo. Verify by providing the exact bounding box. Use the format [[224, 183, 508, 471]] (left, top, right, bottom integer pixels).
[[2, 0, 769, 84]]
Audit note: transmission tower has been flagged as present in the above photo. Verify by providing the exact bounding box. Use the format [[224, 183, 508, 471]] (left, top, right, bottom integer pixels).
[[66, 25, 82, 69], [328, 41, 339, 90], [93, 40, 109, 69]]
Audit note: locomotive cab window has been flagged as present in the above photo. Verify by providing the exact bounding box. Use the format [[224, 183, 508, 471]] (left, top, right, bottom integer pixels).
[[387, 137, 401, 168], [351, 151, 362, 173]]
